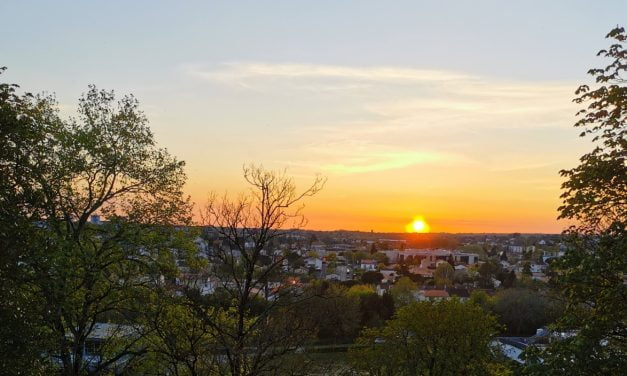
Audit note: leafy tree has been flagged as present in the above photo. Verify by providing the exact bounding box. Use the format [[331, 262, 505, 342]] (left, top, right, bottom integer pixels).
[[361, 271, 384, 285], [0, 78, 193, 375], [358, 293, 395, 328], [434, 262, 454, 288], [0, 67, 57, 375], [469, 290, 495, 312], [524, 26, 627, 376], [496, 270, 517, 289], [389, 276, 417, 307], [349, 299, 503, 375], [133, 294, 220, 376], [477, 260, 500, 288], [492, 289, 562, 336], [371, 252, 389, 264], [303, 283, 360, 342], [461, 244, 487, 260], [347, 284, 376, 297]]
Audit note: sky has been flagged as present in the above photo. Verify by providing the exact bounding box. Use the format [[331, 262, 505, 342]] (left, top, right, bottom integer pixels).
[[1, 1, 625, 233]]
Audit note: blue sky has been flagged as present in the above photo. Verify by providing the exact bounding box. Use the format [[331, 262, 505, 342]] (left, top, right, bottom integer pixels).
[[2, 1, 625, 232]]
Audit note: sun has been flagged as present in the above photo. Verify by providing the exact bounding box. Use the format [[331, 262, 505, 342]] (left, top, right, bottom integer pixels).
[[405, 216, 430, 233]]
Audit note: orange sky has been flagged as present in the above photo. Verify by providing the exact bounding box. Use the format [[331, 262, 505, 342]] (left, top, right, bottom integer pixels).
[[4, 1, 612, 233]]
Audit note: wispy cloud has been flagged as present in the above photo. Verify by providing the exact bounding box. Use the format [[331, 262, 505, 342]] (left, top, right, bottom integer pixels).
[[321, 150, 449, 173], [184, 62, 475, 85], [181, 61, 580, 175]]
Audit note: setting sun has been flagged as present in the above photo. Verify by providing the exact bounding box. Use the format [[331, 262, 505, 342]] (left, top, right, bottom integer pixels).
[[405, 216, 431, 233]]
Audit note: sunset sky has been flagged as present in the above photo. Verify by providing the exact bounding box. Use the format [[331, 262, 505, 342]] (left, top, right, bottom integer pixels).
[[2, 1, 625, 233]]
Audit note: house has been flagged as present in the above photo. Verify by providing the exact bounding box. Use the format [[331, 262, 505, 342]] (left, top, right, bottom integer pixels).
[[508, 245, 536, 254], [304, 257, 323, 270], [517, 262, 546, 274], [380, 269, 398, 283], [409, 266, 433, 278], [419, 289, 449, 301], [376, 283, 392, 296], [360, 259, 378, 271], [453, 252, 479, 265], [337, 265, 353, 281], [542, 249, 565, 263], [494, 328, 550, 364], [55, 323, 141, 373], [454, 264, 468, 272], [381, 249, 480, 266]]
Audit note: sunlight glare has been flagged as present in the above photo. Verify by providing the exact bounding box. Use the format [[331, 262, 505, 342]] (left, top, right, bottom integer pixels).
[[405, 216, 430, 233]]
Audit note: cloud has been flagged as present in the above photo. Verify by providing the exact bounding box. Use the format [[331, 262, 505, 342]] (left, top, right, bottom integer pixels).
[[181, 61, 580, 175], [184, 62, 475, 86], [275, 139, 468, 174], [321, 150, 449, 173]]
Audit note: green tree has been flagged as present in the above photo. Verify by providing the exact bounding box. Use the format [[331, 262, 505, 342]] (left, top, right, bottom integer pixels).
[[469, 290, 495, 312], [461, 244, 487, 260], [361, 271, 384, 285], [358, 293, 395, 328], [347, 284, 376, 297], [303, 283, 361, 342], [492, 289, 562, 336], [0, 80, 194, 375], [0, 68, 58, 375], [477, 260, 500, 288], [389, 276, 417, 307], [434, 262, 454, 288], [524, 26, 627, 376], [349, 299, 503, 376]]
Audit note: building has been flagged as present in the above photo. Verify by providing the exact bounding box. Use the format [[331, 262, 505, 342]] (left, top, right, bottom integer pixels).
[[419, 289, 449, 301], [360, 259, 378, 271], [381, 249, 479, 266]]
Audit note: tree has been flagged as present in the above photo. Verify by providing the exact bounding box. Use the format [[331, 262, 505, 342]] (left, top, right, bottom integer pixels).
[[469, 290, 495, 313], [389, 276, 417, 307], [477, 260, 500, 288], [199, 166, 325, 375], [0, 79, 193, 375], [133, 294, 220, 376], [0, 67, 57, 375], [524, 26, 627, 376], [461, 244, 487, 260], [302, 283, 361, 342], [347, 284, 376, 297], [492, 289, 562, 336], [434, 262, 454, 288], [361, 271, 384, 285], [349, 299, 503, 375], [358, 293, 395, 328]]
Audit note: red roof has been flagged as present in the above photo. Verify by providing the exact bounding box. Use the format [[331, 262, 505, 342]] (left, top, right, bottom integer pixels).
[[361, 259, 377, 264], [423, 290, 449, 298]]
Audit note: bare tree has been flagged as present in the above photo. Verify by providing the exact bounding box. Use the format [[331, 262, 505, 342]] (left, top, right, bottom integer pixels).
[[197, 165, 326, 376]]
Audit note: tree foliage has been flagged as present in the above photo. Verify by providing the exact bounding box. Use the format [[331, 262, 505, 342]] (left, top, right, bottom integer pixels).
[[433, 262, 454, 288], [524, 26, 627, 375], [492, 289, 562, 336], [349, 299, 502, 376], [389, 276, 417, 307], [0, 72, 193, 375]]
